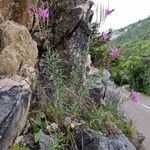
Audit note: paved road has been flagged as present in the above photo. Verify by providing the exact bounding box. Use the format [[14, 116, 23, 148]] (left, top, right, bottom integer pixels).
[[120, 89, 150, 150]]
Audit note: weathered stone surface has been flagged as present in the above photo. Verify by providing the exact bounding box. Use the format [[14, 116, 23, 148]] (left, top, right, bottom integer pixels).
[[15, 134, 37, 149], [0, 20, 38, 75], [89, 69, 120, 104], [36, 0, 94, 86], [0, 0, 32, 26], [0, 4, 37, 149], [74, 128, 136, 150], [34, 0, 93, 58], [63, 0, 93, 64], [39, 131, 52, 150], [0, 0, 14, 21], [0, 76, 32, 150]]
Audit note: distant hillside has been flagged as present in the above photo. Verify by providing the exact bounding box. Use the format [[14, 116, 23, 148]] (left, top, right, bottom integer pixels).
[[111, 16, 150, 58], [110, 16, 150, 95]]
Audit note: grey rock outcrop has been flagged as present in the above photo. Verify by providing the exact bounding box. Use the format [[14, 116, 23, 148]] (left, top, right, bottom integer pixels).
[[36, 0, 94, 90], [39, 131, 52, 150], [74, 128, 136, 150], [0, 19, 37, 149], [34, 0, 93, 67], [0, 76, 32, 150], [89, 69, 121, 105]]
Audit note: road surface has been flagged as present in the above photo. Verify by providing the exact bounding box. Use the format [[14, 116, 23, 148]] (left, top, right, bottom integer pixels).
[[120, 88, 150, 150]]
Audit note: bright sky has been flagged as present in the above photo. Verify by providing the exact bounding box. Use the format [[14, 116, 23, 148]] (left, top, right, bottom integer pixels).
[[92, 0, 150, 31]]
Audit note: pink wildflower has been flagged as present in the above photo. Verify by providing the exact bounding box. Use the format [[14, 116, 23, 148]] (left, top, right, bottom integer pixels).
[[38, 7, 49, 20], [130, 89, 138, 103], [105, 9, 115, 17], [110, 48, 120, 57], [100, 32, 109, 42]]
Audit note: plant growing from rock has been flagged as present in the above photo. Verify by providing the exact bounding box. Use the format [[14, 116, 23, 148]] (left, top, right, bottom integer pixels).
[[22, 2, 140, 149], [27, 0, 49, 33], [28, 47, 137, 149]]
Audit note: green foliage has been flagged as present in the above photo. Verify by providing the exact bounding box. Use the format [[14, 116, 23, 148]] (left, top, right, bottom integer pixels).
[[45, 51, 65, 111], [9, 144, 29, 150], [30, 112, 47, 142], [30, 111, 68, 148], [124, 56, 150, 94], [48, 131, 66, 150], [113, 16, 150, 45], [110, 17, 150, 94], [89, 32, 107, 64], [34, 50, 97, 148], [89, 25, 112, 67], [80, 106, 132, 136], [110, 56, 128, 85], [31, 48, 133, 149], [44, 50, 96, 121]]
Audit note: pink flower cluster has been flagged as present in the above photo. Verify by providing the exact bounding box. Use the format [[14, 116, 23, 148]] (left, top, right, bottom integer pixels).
[[110, 48, 120, 57], [130, 89, 138, 103], [100, 32, 109, 43], [105, 9, 115, 17], [101, 7, 139, 106], [28, 4, 49, 21], [38, 7, 49, 20], [99, 9, 120, 58]]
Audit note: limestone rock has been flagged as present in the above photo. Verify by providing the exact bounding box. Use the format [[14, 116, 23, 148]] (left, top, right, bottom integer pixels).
[[0, 76, 32, 150], [39, 131, 52, 150], [0, 20, 38, 75], [74, 128, 136, 150], [0, 0, 14, 21], [89, 69, 120, 105], [0, 0, 33, 26], [102, 69, 111, 84], [0, 6, 37, 150]]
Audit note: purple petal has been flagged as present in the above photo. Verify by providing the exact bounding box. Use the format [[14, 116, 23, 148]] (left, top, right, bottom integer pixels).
[[110, 48, 120, 57], [100, 32, 109, 42], [130, 89, 138, 103], [38, 7, 49, 19], [105, 9, 115, 17]]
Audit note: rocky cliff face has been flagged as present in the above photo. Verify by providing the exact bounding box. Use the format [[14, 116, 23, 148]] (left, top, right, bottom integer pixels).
[[33, 0, 94, 72], [0, 0, 93, 149], [0, 1, 38, 148], [0, 0, 144, 149]]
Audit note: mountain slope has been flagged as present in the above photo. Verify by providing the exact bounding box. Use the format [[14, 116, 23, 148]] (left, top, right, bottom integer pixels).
[[110, 16, 150, 95], [112, 16, 150, 58]]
